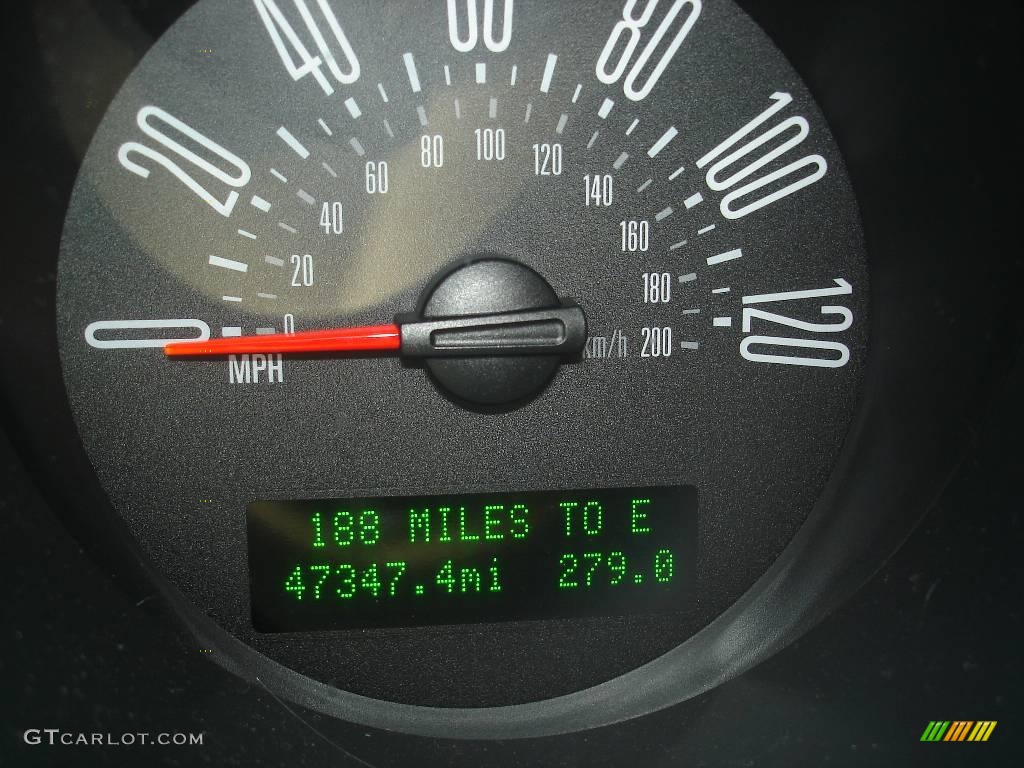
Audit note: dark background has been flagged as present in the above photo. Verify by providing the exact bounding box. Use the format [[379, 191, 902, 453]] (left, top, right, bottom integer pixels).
[[1, 0, 1021, 765]]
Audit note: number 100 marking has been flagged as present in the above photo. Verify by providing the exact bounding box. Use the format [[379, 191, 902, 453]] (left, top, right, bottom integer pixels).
[[474, 127, 506, 160]]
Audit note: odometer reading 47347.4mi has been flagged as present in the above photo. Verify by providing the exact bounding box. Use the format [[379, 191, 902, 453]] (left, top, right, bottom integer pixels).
[[248, 487, 696, 631]]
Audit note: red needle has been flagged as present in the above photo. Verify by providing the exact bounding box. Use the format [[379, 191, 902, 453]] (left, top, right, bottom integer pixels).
[[164, 323, 401, 356]]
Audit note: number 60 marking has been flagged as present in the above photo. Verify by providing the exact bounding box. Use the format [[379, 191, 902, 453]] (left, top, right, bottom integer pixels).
[[446, 0, 513, 53]]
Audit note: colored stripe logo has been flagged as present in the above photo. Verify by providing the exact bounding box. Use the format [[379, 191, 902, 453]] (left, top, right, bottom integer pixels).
[[920, 721, 997, 742]]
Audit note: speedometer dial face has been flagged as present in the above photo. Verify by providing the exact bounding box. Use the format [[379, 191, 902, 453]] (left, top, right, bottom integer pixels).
[[58, 0, 867, 707]]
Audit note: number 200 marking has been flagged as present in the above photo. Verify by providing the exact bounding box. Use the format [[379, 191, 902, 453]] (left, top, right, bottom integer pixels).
[[641, 327, 672, 357]]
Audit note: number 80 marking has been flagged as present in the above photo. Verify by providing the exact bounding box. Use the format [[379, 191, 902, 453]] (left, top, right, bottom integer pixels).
[[596, 0, 702, 102]]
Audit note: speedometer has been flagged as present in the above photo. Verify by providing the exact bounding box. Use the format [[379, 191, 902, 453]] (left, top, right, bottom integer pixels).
[[56, 0, 867, 737]]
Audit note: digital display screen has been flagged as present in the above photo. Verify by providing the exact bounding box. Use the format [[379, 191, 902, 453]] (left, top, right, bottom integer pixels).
[[247, 486, 697, 632]]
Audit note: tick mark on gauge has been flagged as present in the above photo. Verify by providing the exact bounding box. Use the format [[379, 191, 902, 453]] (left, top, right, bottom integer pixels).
[[317, 118, 333, 136], [648, 126, 678, 158], [265, 256, 285, 267], [344, 97, 362, 119], [222, 295, 242, 303], [383, 120, 395, 138], [681, 308, 700, 315], [698, 224, 717, 235], [256, 327, 277, 335], [524, 103, 532, 124], [587, 131, 599, 149], [626, 118, 639, 136], [669, 240, 688, 251], [713, 317, 733, 327], [250, 195, 271, 212], [540, 53, 557, 93], [209, 255, 248, 273], [683, 192, 704, 209], [679, 341, 700, 350], [270, 168, 287, 183], [599, 98, 615, 119], [636, 178, 653, 194], [278, 222, 297, 234], [276, 126, 309, 159], [444, 65, 451, 86], [417, 106, 429, 127], [707, 248, 742, 266], [668, 165, 685, 181], [221, 327, 242, 337], [321, 162, 338, 178], [475, 62, 486, 84], [349, 137, 366, 156], [613, 152, 629, 170], [555, 114, 568, 134], [403, 52, 422, 92], [237, 229, 257, 240], [655, 206, 673, 221], [572, 84, 582, 103], [712, 287, 731, 294], [296, 189, 315, 206], [510, 65, 517, 86], [678, 272, 697, 283], [489, 97, 497, 120], [257, 293, 278, 300], [377, 83, 389, 102], [454, 99, 461, 119]]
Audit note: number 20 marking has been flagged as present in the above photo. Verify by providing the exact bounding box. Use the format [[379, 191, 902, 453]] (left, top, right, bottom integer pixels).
[[118, 106, 251, 217]]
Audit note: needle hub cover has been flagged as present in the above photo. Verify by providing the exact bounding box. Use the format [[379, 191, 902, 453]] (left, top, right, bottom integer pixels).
[[414, 258, 581, 408]]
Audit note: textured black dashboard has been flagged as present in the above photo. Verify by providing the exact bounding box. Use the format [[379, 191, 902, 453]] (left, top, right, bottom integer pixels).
[[1, 0, 1021, 764]]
